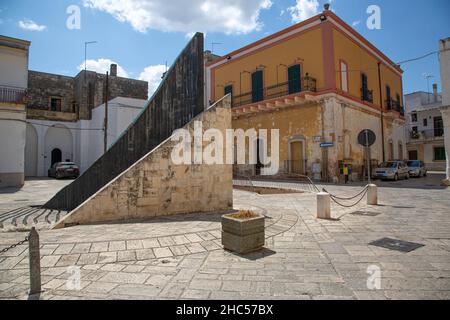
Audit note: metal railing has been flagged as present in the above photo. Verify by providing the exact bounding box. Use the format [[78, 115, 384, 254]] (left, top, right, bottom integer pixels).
[[409, 128, 444, 141], [385, 98, 404, 115], [232, 76, 317, 108], [361, 88, 373, 103], [0, 85, 27, 104]]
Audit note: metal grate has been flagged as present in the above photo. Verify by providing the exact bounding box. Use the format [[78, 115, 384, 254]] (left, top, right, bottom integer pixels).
[[369, 238, 424, 253], [350, 211, 381, 217]]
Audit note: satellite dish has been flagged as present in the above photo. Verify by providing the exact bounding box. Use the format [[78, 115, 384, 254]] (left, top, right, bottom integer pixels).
[[358, 129, 376, 147]]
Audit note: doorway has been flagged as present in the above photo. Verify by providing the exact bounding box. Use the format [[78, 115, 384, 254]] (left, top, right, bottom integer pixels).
[[51, 148, 62, 166], [289, 140, 305, 174], [408, 150, 418, 160]]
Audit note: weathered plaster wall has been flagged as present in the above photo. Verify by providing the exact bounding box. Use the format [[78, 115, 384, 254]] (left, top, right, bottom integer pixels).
[[232, 94, 406, 180], [54, 96, 232, 228]]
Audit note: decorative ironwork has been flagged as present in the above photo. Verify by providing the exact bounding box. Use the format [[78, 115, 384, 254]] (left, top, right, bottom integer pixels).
[[233, 76, 317, 108]]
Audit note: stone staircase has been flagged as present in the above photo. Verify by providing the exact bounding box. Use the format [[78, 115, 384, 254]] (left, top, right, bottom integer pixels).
[[0, 206, 68, 231]]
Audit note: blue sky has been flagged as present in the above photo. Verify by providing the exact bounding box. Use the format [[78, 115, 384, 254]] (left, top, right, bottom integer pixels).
[[1, 0, 449, 95]]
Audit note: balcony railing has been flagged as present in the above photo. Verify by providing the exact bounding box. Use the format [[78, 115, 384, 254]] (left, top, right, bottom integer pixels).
[[385, 98, 404, 116], [0, 85, 27, 104], [409, 128, 444, 141], [232, 76, 317, 108], [361, 88, 373, 103]]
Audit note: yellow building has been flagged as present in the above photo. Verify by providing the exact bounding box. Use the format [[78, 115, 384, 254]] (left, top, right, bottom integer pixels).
[[206, 7, 406, 181]]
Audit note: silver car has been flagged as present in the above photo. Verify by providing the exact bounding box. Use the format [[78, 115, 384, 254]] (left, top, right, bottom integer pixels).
[[374, 161, 410, 181], [407, 160, 427, 177]]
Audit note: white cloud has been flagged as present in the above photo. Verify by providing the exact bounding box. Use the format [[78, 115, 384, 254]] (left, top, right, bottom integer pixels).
[[288, 0, 320, 23], [83, 0, 272, 35], [77, 58, 129, 78], [352, 20, 361, 27], [18, 19, 47, 31], [138, 65, 167, 97]]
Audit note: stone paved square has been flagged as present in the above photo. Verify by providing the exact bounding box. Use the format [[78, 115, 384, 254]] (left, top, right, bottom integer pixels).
[[0, 175, 449, 300]]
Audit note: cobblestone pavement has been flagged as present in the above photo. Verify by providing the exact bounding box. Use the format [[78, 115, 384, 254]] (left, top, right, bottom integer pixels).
[[0, 175, 449, 300]]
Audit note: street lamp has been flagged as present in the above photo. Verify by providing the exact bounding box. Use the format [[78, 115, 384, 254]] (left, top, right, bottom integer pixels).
[[84, 41, 98, 74], [84, 41, 97, 119]]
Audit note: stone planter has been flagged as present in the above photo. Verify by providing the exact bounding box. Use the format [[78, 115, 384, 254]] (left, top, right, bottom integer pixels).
[[221, 213, 265, 254]]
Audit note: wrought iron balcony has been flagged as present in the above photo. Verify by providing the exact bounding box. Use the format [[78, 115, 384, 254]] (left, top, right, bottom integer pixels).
[[385, 98, 404, 116], [409, 128, 444, 142], [361, 88, 373, 103], [0, 85, 27, 104], [232, 76, 317, 108]]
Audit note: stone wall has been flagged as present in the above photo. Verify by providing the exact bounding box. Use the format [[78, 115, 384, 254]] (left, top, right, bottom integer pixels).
[[27, 71, 75, 113], [73, 71, 148, 120], [54, 96, 232, 228], [44, 33, 204, 212], [27, 70, 148, 121]]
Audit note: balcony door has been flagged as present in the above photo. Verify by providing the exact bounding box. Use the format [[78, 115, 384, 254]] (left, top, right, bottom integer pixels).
[[434, 116, 444, 137], [288, 64, 301, 94], [252, 70, 264, 103]]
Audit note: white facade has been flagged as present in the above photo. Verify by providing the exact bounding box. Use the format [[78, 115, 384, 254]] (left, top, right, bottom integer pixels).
[[25, 97, 147, 177], [0, 36, 30, 187], [439, 38, 450, 181], [404, 91, 445, 171]]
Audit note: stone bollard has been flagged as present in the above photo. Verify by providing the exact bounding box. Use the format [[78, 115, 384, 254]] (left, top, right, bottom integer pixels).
[[317, 192, 331, 219], [28, 227, 41, 295], [367, 184, 378, 205]]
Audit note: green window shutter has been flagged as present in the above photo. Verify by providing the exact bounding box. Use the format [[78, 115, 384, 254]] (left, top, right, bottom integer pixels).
[[288, 64, 301, 94], [434, 147, 446, 161], [252, 70, 263, 103], [224, 85, 233, 98], [224, 85, 233, 106]]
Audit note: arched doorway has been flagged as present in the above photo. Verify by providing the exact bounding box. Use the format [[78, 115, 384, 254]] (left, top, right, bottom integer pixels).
[[51, 148, 62, 166], [25, 124, 38, 177], [44, 124, 73, 172]]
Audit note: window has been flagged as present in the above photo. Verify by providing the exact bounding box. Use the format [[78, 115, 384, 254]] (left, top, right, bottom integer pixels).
[[412, 126, 418, 133], [340, 61, 348, 92], [288, 64, 301, 94], [396, 94, 401, 109], [423, 118, 428, 127], [50, 97, 62, 112], [434, 116, 444, 137], [385, 85, 391, 109], [361, 73, 371, 102], [251, 70, 264, 103], [411, 113, 417, 122], [224, 85, 233, 99], [434, 146, 446, 161]]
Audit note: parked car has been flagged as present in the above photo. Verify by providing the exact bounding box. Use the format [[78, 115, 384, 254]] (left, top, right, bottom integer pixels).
[[374, 161, 409, 181], [407, 160, 427, 177], [48, 162, 80, 179]]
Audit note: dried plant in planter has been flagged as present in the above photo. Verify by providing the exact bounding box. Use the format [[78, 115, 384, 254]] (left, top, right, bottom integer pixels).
[[222, 209, 265, 254], [228, 210, 259, 220]]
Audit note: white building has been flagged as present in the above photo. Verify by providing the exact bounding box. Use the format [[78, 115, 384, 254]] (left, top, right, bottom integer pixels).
[[26, 97, 147, 177], [439, 37, 450, 183], [0, 36, 30, 187], [404, 88, 446, 171]]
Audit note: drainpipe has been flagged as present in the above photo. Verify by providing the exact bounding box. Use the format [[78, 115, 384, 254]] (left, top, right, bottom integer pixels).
[[377, 62, 386, 162]]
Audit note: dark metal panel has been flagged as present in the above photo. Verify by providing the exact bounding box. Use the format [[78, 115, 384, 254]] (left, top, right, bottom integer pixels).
[[44, 33, 204, 211]]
